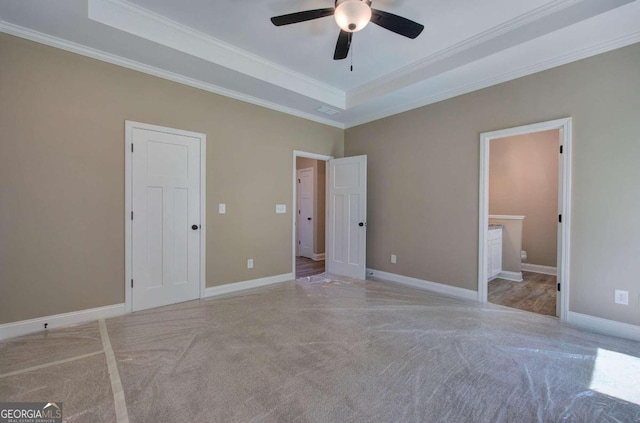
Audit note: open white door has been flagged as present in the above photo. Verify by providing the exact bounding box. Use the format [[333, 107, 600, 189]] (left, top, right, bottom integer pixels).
[[327, 155, 367, 279], [297, 168, 314, 259]]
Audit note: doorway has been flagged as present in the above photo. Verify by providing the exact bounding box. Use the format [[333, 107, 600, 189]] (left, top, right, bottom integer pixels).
[[487, 128, 559, 317], [478, 118, 572, 321], [125, 121, 206, 312], [294, 152, 330, 278]]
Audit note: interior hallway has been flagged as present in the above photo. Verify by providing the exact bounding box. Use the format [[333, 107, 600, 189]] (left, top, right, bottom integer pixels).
[[1, 275, 638, 422], [489, 271, 557, 316]]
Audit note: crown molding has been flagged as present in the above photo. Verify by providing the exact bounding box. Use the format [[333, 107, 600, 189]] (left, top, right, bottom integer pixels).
[[346, 0, 585, 108], [344, 30, 640, 128], [0, 20, 345, 129], [1, 0, 638, 130], [87, 0, 346, 109]]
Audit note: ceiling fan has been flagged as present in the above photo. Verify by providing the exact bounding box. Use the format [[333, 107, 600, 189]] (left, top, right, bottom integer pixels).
[[271, 0, 424, 60]]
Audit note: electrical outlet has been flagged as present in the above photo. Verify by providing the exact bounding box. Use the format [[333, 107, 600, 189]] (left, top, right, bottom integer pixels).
[[276, 204, 286, 214], [391, 254, 397, 264], [247, 259, 254, 269], [218, 204, 226, 214], [614, 289, 629, 305]]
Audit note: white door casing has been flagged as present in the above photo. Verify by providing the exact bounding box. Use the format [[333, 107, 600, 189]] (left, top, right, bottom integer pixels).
[[126, 122, 206, 312], [327, 155, 367, 280], [556, 128, 564, 318], [297, 168, 314, 259], [478, 118, 571, 322]]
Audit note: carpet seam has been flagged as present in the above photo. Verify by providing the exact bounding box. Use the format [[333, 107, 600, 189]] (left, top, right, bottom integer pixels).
[[0, 350, 104, 379], [99, 319, 130, 423]]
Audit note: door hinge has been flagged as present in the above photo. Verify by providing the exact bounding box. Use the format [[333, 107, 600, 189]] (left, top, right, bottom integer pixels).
[[131, 211, 134, 220], [557, 283, 560, 292], [298, 240, 301, 245], [131, 143, 134, 152], [559, 145, 563, 154], [558, 214, 562, 223], [298, 210, 301, 214], [131, 279, 134, 288], [298, 179, 301, 183]]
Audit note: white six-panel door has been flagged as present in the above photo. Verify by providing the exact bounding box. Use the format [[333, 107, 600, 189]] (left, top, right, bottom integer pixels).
[[131, 127, 201, 311], [327, 155, 367, 279], [297, 168, 314, 259]]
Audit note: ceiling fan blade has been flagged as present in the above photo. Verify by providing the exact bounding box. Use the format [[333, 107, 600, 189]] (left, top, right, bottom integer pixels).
[[271, 8, 335, 26], [370, 9, 424, 39], [333, 30, 351, 60]]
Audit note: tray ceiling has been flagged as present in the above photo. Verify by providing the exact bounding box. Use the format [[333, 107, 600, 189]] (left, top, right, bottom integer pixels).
[[1, 0, 639, 128]]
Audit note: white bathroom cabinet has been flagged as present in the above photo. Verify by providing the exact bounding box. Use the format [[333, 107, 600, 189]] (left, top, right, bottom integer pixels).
[[487, 226, 503, 281]]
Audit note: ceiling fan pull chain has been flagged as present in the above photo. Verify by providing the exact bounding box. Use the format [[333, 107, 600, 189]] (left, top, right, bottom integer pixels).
[[350, 33, 354, 72]]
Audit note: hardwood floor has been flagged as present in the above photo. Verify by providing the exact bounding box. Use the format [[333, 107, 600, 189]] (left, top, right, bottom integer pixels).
[[488, 271, 557, 317], [295, 256, 325, 278]]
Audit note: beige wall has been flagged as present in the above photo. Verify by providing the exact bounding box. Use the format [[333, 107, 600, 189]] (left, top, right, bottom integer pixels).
[[345, 42, 640, 327], [0, 34, 343, 324], [296, 157, 326, 255], [2, 31, 640, 330], [490, 131, 559, 267]]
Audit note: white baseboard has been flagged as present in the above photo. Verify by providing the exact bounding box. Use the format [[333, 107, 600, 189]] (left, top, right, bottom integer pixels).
[[367, 269, 477, 301], [0, 303, 126, 341], [312, 253, 326, 261], [567, 311, 640, 342], [521, 263, 557, 275], [203, 273, 293, 298], [497, 271, 523, 282]]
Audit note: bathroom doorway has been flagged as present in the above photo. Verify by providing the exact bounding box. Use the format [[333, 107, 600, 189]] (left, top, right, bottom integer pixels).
[[478, 119, 572, 321]]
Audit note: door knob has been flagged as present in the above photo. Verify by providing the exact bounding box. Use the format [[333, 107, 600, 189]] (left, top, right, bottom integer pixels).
[[358, 222, 366, 227], [307, 217, 312, 221], [191, 225, 199, 230]]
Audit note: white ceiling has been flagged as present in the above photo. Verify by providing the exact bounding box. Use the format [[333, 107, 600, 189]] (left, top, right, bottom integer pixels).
[[1, 0, 639, 128]]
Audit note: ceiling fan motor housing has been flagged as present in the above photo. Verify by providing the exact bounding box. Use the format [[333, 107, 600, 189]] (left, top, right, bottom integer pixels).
[[270, 0, 423, 61], [334, 0, 373, 32]]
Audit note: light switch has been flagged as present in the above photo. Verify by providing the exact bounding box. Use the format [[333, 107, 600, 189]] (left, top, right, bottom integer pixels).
[[276, 204, 287, 214], [219, 204, 226, 214]]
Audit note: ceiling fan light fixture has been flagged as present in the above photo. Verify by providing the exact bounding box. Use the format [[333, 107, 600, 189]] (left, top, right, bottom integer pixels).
[[334, 0, 372, 33]]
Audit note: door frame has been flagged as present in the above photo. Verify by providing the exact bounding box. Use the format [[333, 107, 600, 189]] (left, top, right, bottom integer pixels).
[[124, 121, 207, 313], [292, 150, 333, 276], [478, 117, 572, 321]]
